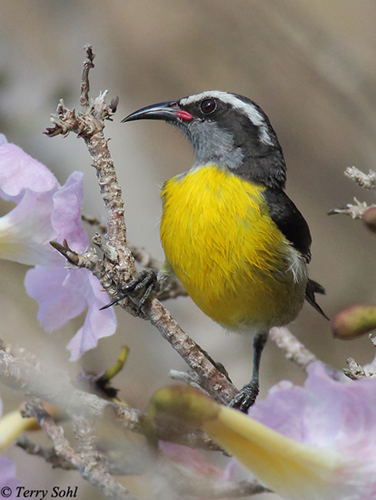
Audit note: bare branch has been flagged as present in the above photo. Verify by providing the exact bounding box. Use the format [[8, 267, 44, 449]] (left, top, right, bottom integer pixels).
[[126, 244, 188, 300], [269, 327, 317, 370], [82, 214, 107, 234], [81, 216, 188, 299], [345, 166, 376, 189], [46, 46, 238, 405], [0, 341, 219, 452], [169, 369, 207, 392], [144, 298, 237, 405], [80, 44, 95, 108], [19, 398, 268, 498], [158, 455, 269, 498], [329, 198, 369, 219], [17, 436, 74, 470], [127, 243, 163, 271], [343, 357, 367, 380], [344, 336, 376, 379], [24, 399, 135, 500]]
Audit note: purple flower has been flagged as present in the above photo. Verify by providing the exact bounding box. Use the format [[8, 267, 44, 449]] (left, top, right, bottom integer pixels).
[[245, 360, 376, 499], [249, 362, 376, 454], [0, 135, 116, 360], [0, 456, 19, 498], [148, 363, 376, 500]]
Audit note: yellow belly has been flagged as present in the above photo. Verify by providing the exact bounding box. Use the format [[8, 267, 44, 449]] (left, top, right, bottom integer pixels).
[[160, 165, 306, 333]]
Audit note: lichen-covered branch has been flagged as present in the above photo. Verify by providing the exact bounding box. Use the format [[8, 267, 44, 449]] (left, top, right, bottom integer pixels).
[[330, 167, 376, 222], [345, 166, 376, 189], [46, 45, 238, 405], [0, 341, 221, 451], [1, 340, 271, 498], [17, 436, 75, 470], [24, 399, 135, 500], [329, 197, 369, 219], [269, 327, 318, 370], [81, 214, 188, 299]]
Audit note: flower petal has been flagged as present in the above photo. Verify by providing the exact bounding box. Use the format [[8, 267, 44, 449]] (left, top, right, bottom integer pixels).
[[0, 188, 60, 265], [24, 266, 87, 331], [147, 385, 359, 500], [0, 456, 19, 496], [66, 274, 116, 361], [0, 138, 117, 359], [0, 136, 57, 201], [51, 171, 89, 250]]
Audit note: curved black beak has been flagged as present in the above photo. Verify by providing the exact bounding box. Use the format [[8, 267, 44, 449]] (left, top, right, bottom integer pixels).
[[122, 101, 193, 123]]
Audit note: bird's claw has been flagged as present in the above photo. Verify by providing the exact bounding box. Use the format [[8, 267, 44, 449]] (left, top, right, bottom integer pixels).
[[229, 380, 259, 413], [100, 269, 158, 311]]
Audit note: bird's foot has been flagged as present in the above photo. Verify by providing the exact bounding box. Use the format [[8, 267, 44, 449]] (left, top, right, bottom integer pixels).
[[100, 269, 158, 311], [229, 380, 259, 413]]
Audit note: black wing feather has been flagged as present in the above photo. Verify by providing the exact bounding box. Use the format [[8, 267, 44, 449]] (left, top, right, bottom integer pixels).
[[263, 187, 328, 319], [263, 187, 312, 262], [305, 279, 329, 320]]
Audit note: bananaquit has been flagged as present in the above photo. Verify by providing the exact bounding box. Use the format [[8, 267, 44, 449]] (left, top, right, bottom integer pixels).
[[120, 90, 327, 412]]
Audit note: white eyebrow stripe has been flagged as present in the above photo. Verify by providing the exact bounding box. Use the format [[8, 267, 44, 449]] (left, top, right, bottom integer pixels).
[[180, 90, 273, 145]]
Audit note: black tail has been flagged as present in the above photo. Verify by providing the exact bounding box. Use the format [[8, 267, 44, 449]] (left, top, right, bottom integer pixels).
[[305, 279, 329, 320]]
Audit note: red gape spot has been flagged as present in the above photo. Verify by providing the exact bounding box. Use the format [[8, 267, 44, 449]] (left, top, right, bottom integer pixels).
[[176, 110, 193, 121]]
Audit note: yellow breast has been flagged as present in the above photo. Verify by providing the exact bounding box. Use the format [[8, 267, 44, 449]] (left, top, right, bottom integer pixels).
[[160, 165, 306, 333]]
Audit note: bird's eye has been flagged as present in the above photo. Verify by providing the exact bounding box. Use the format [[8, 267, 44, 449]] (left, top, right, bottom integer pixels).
[[200, 98, 217, 115]]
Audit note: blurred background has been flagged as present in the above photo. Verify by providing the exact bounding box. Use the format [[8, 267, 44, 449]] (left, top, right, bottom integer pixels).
[[1, 1, 376, 498]]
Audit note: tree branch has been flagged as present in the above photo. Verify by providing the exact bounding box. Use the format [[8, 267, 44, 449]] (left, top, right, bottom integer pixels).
[[0, 341, 220, 452], [17, 436, 74, 470], [24, 399, 135, 500], [269, 327, 317, 370], [46, 45, 238, 405]]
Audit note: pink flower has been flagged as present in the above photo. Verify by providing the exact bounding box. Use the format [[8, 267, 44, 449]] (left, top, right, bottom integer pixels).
[[160, 441, 235, 500], [160, 441, 234, 482], [0, 135, 116, 360]]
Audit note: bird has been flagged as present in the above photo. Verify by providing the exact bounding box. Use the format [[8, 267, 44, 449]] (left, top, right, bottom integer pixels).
[[114, 90, 328, 412]]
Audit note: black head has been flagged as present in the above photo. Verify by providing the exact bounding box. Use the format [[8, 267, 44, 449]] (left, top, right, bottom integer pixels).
[[123, 91, 287, 188]]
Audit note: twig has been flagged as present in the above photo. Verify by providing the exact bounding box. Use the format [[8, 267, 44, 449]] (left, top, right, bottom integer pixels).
[[81, 213, 188, 300], [329, 198, 369, 219], [128, 243, 163, 271], [20, 400, 266, 498], [204, 480, 269, 498], [343, 357, 367, 380], [0, 342, 219, 451], [81, 216, 188, 299], [17, 436, 74, 470], [158, 454, 269, 498], [344, 340, 376, 380], [24, 399, 135, 500], [345, 166, 376, 190], [269, 327, 317, 370], [270, 327, 345, 381], [72, 415, 103, 471], [207, 480, 268, 498], [82, 214, 107, 234], [126, 244, 188, 300], [144, 297, 237, 404], [0, 346, 139, 430], [80, 45, 95, 108], [169, 369, 207, 392], [329, 165, 376, 221]]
